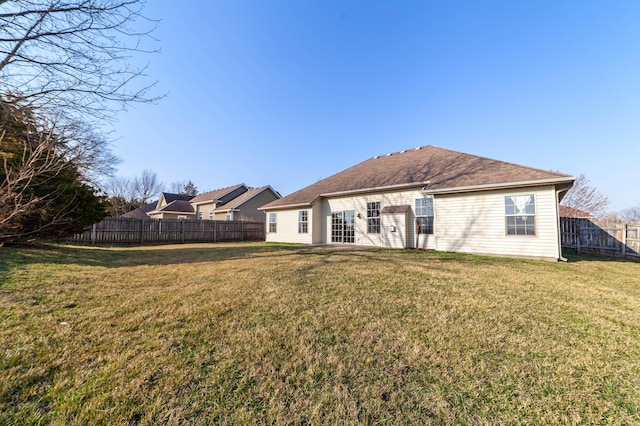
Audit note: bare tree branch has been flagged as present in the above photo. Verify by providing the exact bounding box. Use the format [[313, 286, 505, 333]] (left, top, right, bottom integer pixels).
[[1, 99, 108, 241], [0, 0, 162, 123], [560, 173, 610, 219], [617, 206, 640, 223], [132, 169, 163, 204]]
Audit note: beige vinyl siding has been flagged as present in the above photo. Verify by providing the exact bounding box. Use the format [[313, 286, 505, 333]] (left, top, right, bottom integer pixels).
[[157, 195, 169, 208], [323, 189, 433, 249], [382, 212, 409, 248], [152, 212, 191, 220], [311, 203, 323, 244], [267, 185, 561, 259], [195, 202, 216, 219], [213, 212, 230, 221], [233, 189, 278, 222], [265, 208, 314, 244], [434, 185, 560, 260]]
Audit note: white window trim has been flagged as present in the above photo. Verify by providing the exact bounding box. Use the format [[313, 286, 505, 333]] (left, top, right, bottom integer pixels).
[[268, 212, 277, 233], [505, 194, 537, 236], [367, 201, 381, 234], [298, 210, 308, 233], [415, 197, 434, 235]]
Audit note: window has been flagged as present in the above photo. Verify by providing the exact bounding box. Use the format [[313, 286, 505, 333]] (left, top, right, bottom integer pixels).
[[416, 197, 434, 234], [505, 194, 536, 236], [209, 209, 214, 220], [268, 213, 277, 233], [331, 211, 355, 243], [298, 210, 308, 233], [367, 202, 381, 233], [197, 211, 203, 220]]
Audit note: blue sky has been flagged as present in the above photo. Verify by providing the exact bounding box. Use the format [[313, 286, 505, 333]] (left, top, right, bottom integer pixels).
[[112, 1, 640, 211]]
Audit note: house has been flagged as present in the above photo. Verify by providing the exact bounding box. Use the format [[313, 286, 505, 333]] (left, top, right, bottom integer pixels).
[[259, 146, 576, 261], [148, 192, 196, 220], [147, 183, 281, 221], [121, 201, 157, 218]]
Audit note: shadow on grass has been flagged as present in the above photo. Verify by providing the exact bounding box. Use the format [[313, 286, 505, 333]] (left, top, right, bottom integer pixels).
[[0, 243, 303, 269], [563, 249, 640, 264], [0, 242, 399, 274], [0, 242, 563, 289]]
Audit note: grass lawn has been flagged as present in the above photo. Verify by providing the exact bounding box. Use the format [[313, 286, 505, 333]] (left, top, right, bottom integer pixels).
[[1, 243, 639, 424]]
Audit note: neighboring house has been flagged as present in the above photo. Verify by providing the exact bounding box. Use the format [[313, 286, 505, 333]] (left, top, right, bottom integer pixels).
[[148, 192, 197, 220], [147, 183, 281, 221], [121, 202, 156, 218], [259, 145, 576, 261]]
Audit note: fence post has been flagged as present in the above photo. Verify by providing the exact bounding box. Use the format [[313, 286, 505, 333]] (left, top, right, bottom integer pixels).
[[576, 220, 581, 254], [140, 219, 144, 244], [622, 223, 627, 258], [91, 224, 96, 244]]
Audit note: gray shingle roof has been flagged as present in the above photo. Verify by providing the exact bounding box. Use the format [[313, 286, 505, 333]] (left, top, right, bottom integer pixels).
[[161, 192, 194, 203], [262, 145, 573, 209], [220, 186, 278, 210], [122, 202, 156, 218], [190, 184, 246, 204], [156, 200, 195, 214]]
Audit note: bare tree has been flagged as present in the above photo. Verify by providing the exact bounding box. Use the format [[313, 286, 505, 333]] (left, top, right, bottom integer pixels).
[[102, 175, 137, 216], [1, 119, 59, 233], [102, 169, 164, 215], [169, 179, 198, 196], [1, 100, 107, 242], [618, 205, 640, 223], [0, 0, 161, 122], [133, 169, 163, 204], [168, 180, 186, 194], [561, 173, 610, 218]]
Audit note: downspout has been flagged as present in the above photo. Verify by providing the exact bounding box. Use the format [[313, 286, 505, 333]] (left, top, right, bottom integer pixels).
[[555, 187, 569, 262]]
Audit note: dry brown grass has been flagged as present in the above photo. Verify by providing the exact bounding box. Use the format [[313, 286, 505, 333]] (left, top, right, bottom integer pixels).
[[1, 243, 639, 424]]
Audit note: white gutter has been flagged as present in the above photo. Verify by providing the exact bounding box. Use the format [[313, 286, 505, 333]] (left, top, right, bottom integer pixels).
[[149, 210, 196, 215], [259, 201, 315, 211], [423, 176, 576, 195], [259, 176, 576, 211], [555, 186, 573, 262]]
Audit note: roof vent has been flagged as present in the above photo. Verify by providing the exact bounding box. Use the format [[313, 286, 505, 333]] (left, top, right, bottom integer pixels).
[[415, 147, 421, 150], [373, 155, 379, 159], [386, 153, 392, 157], [400, 150, 406, 153]]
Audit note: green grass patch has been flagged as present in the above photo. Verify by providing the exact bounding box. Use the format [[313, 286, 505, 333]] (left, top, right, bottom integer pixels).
[[1, 243, 639, 424]]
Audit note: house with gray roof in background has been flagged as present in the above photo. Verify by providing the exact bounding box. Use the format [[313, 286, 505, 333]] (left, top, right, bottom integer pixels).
[[144, 183, 281, 222], [259, 145, 576, 261]]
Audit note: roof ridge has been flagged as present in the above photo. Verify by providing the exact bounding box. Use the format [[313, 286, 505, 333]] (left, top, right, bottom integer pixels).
[[369, 145, 569, 177], [197, 183, 245, 196]]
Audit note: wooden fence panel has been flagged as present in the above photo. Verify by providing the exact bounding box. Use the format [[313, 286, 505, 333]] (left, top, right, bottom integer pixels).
[[560, 218, 639, 259], [65, 218, 265, 246]]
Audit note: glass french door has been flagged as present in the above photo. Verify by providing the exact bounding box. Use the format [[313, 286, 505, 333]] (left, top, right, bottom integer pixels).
[[331, 211, 355, 243]]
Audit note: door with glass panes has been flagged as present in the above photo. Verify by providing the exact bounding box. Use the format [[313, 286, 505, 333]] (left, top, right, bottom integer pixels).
[[331, 211, 355, 243]]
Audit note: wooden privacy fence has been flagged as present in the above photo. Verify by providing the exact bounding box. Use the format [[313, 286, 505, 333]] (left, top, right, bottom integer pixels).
[[66, 217, 265, 245], [560, 217, 640, 259]]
